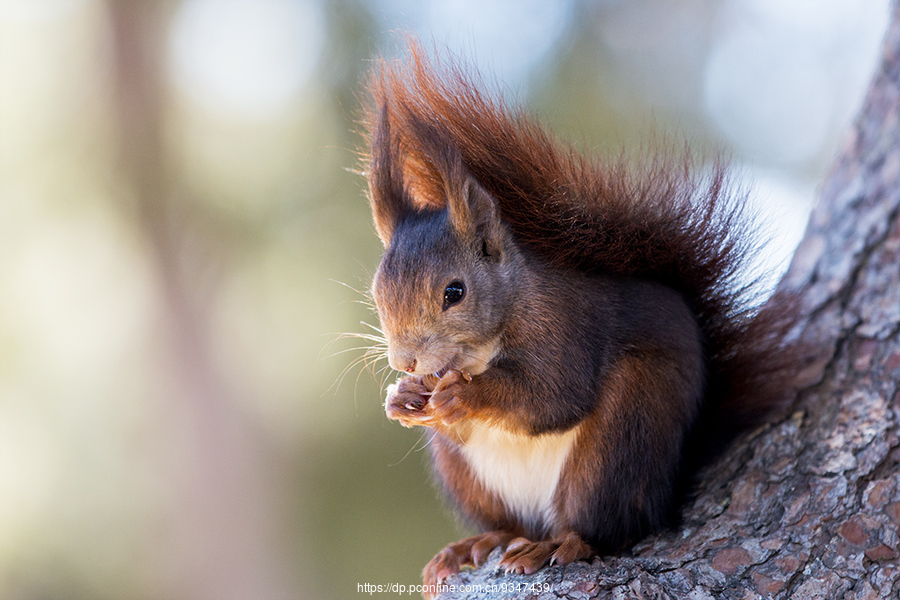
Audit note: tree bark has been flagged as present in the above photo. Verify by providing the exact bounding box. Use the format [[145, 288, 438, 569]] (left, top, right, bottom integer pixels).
[[438, 2, 900, 599]]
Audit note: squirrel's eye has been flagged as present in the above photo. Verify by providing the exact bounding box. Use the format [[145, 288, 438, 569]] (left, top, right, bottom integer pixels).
[[442, 280, 466, 310]]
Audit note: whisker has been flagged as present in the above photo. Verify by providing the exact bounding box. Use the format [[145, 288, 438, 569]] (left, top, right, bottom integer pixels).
[[317, 339, 386, 375], [325, 336, 389, 396], [333, 328, 387, 343], [377, 363, 400, 389], [337, 334, 387, 346], [329, 353, 376, 394], [360, 321, 385, 335], [322, 344, 384, 360], [328, 278, 373, 300], [387, 428, 434, 467]]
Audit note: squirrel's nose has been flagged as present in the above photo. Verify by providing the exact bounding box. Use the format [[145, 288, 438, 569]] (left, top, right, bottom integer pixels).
[[388, 348, 418, 374]]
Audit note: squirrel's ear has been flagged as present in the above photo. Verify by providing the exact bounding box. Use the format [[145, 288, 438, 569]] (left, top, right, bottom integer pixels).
[[447, 171, 503, 255], [367, 105, 412, 246], [402, 111, 504, 253]]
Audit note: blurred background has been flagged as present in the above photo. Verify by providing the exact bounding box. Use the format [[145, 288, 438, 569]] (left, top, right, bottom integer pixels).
[[0, 0, 889, 598]]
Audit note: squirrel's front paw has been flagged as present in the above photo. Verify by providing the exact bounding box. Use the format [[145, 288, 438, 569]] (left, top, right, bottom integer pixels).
[[428, 369, 473, 425], [385, 376, 434, 428]]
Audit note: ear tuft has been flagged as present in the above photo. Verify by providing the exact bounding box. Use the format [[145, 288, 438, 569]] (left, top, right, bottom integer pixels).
[[367, 105, 412, 246]]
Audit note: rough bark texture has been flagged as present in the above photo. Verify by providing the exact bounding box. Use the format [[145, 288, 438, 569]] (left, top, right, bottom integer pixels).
[[438, 3, 900, 599]]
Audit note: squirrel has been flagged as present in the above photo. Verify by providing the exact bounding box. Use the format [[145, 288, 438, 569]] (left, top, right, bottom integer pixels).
[[359, 40, 796, 592]]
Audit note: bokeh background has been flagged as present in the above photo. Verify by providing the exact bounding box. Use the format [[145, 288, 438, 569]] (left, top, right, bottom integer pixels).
[[0, 0, 889, 598]]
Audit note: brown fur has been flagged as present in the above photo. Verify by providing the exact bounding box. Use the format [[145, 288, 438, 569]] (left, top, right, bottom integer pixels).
[[360, 39, 798, 594], [362, 40, 793, 429]]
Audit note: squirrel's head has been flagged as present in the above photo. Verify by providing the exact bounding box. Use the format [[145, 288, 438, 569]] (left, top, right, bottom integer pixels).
[[367, 106, 520, 377]]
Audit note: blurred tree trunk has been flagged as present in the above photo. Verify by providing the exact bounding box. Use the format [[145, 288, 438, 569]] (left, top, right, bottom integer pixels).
[[441, 2, 900, 599], [107, 3, 297, 599]]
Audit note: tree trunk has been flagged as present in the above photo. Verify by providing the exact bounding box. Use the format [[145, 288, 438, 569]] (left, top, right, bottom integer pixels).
[[108, 3, 296, 598], [438, 2, 900, 599]]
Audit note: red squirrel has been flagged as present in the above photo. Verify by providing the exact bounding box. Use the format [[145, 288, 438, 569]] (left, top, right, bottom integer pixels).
[[359, 41, 794, 591]]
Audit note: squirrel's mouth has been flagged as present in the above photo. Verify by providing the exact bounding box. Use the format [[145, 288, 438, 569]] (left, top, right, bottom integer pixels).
[[433, 366, 450, 379]]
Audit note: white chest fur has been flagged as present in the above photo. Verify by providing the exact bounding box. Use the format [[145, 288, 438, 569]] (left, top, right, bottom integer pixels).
[[459, 423, 581, 533]]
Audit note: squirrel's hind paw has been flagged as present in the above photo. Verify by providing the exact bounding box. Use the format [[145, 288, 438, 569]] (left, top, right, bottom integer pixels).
[[423, 531, 517, 591], [500, 532, 592, 575]]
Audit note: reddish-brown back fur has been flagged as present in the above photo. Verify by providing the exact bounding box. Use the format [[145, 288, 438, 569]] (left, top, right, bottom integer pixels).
[[361, 40, 795, 460]]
